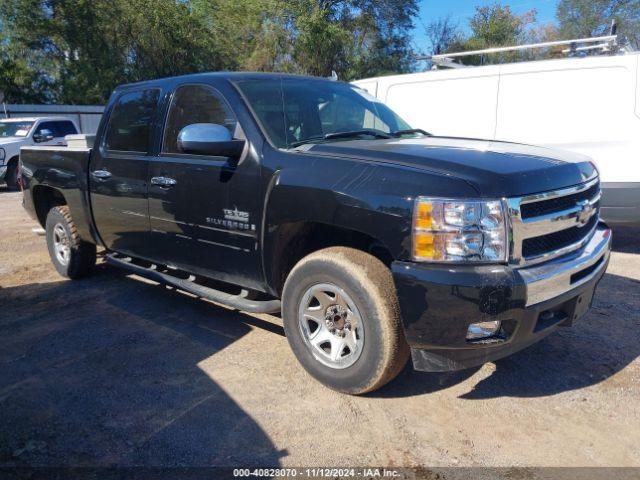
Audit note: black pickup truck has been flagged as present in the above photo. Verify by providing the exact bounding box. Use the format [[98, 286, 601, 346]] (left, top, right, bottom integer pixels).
[[20, 73, 612, 394]]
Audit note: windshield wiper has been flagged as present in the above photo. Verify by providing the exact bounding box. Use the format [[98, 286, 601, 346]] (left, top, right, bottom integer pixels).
[[391, 128, 431, 137], [289, 129, 392, 149], [288, 135, 325, 149], [323, 129, 392, 141]]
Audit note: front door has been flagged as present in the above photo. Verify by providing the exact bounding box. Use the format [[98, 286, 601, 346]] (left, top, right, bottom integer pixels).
[[89, 88, 160, 256], [32, 120, 78, 146], [147, 83, 262, 289]]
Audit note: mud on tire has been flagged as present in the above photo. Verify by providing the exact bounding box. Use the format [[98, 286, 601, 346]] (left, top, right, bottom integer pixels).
[[282, 246, 409, 395], [5, 158, 19, 190], [45, 206, 96, 279]]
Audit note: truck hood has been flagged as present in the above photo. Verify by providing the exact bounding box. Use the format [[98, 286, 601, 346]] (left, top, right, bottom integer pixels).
[[304, 136, 596, 197], [0, 137, 24, 145]]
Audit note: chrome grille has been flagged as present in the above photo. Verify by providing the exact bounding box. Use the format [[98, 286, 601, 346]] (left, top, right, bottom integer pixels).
[[520, 182, 599, 219], [507, 176, 601, 267]]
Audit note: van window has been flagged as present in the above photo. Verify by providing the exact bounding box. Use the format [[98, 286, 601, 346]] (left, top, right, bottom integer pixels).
[[163, 84, 236, 154], [105, 89, 160, 153]]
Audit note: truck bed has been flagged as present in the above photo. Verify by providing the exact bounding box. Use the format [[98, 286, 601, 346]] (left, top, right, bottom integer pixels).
[[20, 146, 95, 241]]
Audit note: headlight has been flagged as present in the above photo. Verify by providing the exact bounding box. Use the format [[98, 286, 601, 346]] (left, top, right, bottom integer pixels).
[[412, 197, 507, 262], [0, 147, 5, 164]]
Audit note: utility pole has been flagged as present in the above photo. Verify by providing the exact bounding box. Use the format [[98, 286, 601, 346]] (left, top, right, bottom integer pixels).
[[0, 92, 7, 118]]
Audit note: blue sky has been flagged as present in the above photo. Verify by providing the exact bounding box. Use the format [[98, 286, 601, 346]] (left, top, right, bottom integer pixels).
[[413, 0, 560, 52]]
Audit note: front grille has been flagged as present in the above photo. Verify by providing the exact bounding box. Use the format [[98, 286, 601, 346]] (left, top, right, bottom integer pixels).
[[520, 182, 599, 219], [522, 213, 598, 258], [510, 177, 601, 265]]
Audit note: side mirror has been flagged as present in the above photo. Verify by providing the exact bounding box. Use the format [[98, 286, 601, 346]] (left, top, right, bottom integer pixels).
[[33, 129, 54, 143], [177, 123, 245, 159]]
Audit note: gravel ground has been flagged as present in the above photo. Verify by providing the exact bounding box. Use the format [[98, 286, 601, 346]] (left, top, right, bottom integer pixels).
[[1, 187, 639, 469]]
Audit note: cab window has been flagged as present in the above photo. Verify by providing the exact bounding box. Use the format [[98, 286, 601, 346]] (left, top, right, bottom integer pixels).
[[36, 121, 78, 138], [236, 78, 411, 149], [0, 121, 33, 137], [163, 84, 237, 154], [105, 89, 160, 153]]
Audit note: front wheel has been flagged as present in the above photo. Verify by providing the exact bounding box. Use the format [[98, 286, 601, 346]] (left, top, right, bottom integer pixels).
[[45, 206, 96, 279], [282, 247, 409, 394], [5, 158, 19, 190]]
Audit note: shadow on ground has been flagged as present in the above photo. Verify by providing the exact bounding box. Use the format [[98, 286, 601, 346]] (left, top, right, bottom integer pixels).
[[1, 256, 639, 464], [611, 226, 640, 253], [0, 265, 285, 467], [374, 271, 640, 400], [0, 186, 18, 194]]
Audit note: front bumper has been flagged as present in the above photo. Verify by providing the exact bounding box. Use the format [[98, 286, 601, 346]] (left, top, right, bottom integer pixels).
[[0, 165, 6, 179], [392, 223, 612, 372]]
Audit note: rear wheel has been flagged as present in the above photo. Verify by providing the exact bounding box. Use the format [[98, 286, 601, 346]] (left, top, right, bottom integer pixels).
[[45, 206, 96, 279], [5, 158, 19, 190], [282, 247, 409, 394]]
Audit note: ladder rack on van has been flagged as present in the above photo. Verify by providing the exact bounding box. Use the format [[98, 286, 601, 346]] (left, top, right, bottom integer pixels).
[[419, 34, 621, 69]]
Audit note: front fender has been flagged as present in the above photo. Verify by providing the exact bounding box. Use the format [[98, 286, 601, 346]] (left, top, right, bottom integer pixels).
[[1, 142, 23, 162], [261, 153, 480, 286]]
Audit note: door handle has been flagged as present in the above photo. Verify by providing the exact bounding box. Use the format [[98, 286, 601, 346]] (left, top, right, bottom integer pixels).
[[91, 170, 112, 180], [151, 176, 177, 188]]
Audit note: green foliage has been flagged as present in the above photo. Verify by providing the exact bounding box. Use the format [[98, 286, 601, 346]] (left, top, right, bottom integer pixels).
[[447, 3, 537, 65], [0, 0, 418, 104], [557, 0, 640, 47]]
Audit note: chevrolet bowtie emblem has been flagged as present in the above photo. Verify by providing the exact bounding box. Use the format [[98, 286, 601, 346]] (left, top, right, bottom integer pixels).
[[576, 200, 595, 226]]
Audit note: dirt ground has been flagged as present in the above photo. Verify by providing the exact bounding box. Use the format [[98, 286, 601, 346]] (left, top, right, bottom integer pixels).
[[1, 187, 639, 469]]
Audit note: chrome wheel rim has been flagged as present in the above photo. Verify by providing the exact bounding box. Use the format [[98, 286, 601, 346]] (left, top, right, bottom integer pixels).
[[53, 223, 71, 266], [297, 283, 365, 369]]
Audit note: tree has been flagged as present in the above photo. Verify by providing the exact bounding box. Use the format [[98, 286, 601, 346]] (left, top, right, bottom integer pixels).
[[424, 15, 461, 56], [557, 0, 640, 47], [289, 0, 419, 79], [0, 0, 420, 104], [445, 3, 538, 65], [0, 0, 231, 104], [0, 24, 49, 103]]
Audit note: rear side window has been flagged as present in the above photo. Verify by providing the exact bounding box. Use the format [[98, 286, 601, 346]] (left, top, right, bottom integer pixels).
[[163, 84, 236, 154], [54, 121, 78, 136], [105, 89, 160, 153], [36, 121, 78, 137]]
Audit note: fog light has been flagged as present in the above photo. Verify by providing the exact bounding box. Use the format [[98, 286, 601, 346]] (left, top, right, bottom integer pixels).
[[466, 320, 501, 340]]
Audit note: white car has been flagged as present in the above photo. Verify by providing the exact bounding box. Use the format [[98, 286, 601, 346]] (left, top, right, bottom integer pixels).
[[0, 117, 79, 189], [353, 50, 640, 226]]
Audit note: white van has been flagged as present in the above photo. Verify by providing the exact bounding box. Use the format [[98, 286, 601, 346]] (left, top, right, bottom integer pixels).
[[353, 51, 640, 225]]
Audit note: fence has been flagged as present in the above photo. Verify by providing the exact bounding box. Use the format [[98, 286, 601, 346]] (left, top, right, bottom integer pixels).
[[0, 104, 104, 134]]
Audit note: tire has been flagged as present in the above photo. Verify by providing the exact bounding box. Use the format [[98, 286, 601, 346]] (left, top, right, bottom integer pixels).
[[45, 206, 96, 279], [5, 158, 19, 190], [282, 246, 409, 394]]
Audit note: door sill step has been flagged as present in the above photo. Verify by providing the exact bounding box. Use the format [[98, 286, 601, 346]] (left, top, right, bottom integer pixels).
[[105, 254, 281, 314]]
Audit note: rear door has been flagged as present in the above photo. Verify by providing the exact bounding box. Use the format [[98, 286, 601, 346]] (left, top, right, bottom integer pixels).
[[89, 88, 160, 256], [147, 82, 262, 289]]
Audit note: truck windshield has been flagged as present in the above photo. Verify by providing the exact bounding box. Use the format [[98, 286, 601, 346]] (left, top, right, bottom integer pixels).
[[236, 77, 412, 149], [0, 121, 34, 138]]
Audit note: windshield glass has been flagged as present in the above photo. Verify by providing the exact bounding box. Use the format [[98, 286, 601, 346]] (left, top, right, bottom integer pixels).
[[236, 77, 412, 149], [0, 121, 34, 138]]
